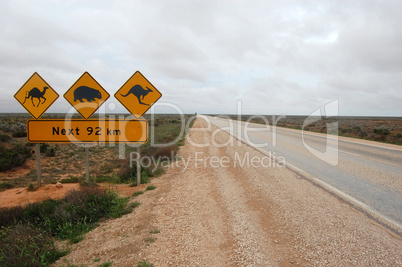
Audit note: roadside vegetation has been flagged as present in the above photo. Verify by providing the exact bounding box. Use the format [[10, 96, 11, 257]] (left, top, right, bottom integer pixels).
[[0, 184, 137, 266], [0, 113, 195, 190], [224, 115, 402, 145], [0, 113, 195, 266]]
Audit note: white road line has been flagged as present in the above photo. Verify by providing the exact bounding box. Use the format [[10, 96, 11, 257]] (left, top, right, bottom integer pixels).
[[207, 116, 402, 237], [327, 147, 360, 157], [212, 116, 402, 152]]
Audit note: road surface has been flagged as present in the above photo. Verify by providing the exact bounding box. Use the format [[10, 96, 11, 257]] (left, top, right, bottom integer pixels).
[[56, 117, 402, 266], [206, 115, 402, 229]]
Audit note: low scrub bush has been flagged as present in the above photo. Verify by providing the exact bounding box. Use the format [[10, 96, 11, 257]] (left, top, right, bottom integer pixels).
[[0, 206, 25, 227], [373, 127, 390, 135], [95, 174, 121, 184], [40, 143, 56, 157], [146, 185, 156, 191], [0, 224, 66, 267], [0, 144, 32, 172], [137, 261, 154, 267], [0, 182, 14, 191], [154, 145, 178, 160], [27, 183, 39, 191], [60, 176, 81, 183], [12, 131, 27, 138], [0, 134, 11, 142], [118, 163, 153, 184], [0, 186, 132, 265], [132, 191, 144, 197]]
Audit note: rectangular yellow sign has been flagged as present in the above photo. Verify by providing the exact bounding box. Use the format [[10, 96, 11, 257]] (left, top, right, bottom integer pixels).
[[27, 119, 148, 143]]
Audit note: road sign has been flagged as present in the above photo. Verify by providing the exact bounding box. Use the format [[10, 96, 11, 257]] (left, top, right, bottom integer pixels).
[[64, 72, 110, 119], [115, 71, 162, 118], [27, 119, 148, 143], [14, 72, 59, 119]]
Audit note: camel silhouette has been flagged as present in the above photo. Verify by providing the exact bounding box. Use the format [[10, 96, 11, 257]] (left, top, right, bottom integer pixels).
[[120, 85, 153, 106], [22, 86, 48, 107]]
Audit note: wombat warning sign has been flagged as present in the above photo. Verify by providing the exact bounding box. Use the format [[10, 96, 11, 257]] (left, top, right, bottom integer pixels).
[[64, 72, 110, 119]]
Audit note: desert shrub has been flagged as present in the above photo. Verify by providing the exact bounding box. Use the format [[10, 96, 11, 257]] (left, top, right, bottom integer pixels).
[[60, 176, 81, 183], [27, 183, 39, 192], [0, 144, 32, 172], [0, 224, 66, 266], [0, 206, 25, 228], [118, 163, 153, 184], [0, 186, 131, 243], [146, 185, 156, 191], [40, 143, 56, 157], [340, 128, 351, 134], [95, 174, 121, 183], [12, 131, 27, 138], [46, 147, 56, 157], [154, 144, 178, 160], [132, 191, 144, 196], [0, 134, 11, 142], [373, 127, 390, 135], [0, 182, 14, 191], [25, 142, 35, 148], [137, 261, 154, 267], [40, 143, 49, 153]]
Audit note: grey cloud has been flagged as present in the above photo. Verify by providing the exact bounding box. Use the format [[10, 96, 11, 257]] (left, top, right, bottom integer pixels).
[[1, 0, 401, 116]]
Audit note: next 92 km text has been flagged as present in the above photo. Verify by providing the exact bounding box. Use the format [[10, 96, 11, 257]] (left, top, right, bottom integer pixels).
[[27, 119, 148, 143], [52, 126, 121, 136]]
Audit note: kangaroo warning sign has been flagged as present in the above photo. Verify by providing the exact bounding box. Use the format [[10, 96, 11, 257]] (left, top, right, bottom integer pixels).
[[14, 72, 59, 119], [115, 71, 162, 118], [64, 72, 110, 119]]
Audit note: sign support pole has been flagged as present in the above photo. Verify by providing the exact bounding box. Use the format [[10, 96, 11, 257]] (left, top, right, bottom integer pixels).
[[36, 143, 41, 186], [137, 146, 141, 186], [85, 146, 89, 182]]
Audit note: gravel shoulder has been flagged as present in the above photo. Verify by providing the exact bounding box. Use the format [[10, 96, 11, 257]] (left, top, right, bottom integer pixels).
[[54, 117, 401, 266]]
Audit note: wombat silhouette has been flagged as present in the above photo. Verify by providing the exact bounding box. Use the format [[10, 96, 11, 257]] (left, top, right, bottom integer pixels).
[[74, 86, 101, 102], [22, 86, 48, 107], [120, 84, 153, 106]]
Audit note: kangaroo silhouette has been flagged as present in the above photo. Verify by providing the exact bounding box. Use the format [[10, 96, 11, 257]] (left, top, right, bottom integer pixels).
[[120, 85, 153, 106], [22, 87, 48, 107]]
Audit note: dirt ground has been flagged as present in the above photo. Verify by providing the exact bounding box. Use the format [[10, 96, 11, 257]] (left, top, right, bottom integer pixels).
[[47, 117, 401, 266], [0, 183, 143, 209]]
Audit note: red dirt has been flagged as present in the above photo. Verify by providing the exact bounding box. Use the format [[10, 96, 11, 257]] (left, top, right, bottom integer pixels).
[[0, 183, 146, 209]]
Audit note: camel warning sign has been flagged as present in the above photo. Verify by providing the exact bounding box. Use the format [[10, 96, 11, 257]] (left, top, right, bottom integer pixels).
[[115, 71, 162, 118], [64, 72, 110, 119], [14, 72, 59, 119]]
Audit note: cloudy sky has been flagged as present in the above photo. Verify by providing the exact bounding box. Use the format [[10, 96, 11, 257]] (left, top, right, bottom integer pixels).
[[1, 0, 401, 116]]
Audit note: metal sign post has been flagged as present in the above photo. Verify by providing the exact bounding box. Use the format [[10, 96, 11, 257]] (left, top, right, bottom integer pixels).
[[137, 146, 141, 186], [85, 146, 89, 182], [36, 143, 41, 186]]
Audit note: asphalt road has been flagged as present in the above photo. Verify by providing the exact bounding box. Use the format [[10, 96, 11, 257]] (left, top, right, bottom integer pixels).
[[205, 115, 402, 227]]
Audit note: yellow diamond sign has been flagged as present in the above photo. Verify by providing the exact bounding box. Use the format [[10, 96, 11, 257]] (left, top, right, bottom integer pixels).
[[64, 72, 110, 119], [14, 72, 59, 119], [115, 71, 162, 118]]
